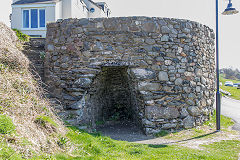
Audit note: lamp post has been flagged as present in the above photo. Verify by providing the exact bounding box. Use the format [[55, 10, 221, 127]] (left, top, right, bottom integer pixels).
[[216, 0, 238, 131]]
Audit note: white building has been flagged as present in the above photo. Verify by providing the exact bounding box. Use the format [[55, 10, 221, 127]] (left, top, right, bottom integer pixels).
[[11, 0, 110, 37]]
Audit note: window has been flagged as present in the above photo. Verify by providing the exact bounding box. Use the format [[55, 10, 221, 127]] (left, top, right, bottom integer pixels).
[[31, 9, 38, 28], [39, 9, 45, 27], [23, 10, 29, 28], [22, 8, 45, 29]]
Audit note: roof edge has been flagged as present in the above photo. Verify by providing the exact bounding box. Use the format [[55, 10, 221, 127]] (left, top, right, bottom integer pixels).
[[12, 0, 60, 5]]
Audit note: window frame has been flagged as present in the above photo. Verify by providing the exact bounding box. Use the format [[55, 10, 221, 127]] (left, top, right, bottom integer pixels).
[[22, 8, 46, 30]]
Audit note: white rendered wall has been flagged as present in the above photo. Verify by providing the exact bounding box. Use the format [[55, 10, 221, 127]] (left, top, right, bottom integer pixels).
[[71, 0, 86, 18], [55, 1, 63, 20], [11, 4, 56, 38], [12, 0, 19, 4], [62, 0, 72, 19], [11, 7, 21, 29]]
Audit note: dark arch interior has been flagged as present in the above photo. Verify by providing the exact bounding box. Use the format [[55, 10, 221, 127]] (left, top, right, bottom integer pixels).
[[92, 66, 143, 131], [100, 66, 137, 121]]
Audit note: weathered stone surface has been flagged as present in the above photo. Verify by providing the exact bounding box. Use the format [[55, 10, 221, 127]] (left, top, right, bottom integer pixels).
[[74, 78, 92, 88], [161, 35, 169, 42], [175, 78, 183, 85], [145, 106, 179, 119], [138, 82, 160, 91], [196, 86, 201, 92], [183, 116, 195, 129], [187, 106, 201, 116], [131, 68, 156, 79], [67, 97, 85, 110], [161, 26, 170, 33], [47, 44, 54, 51], [162, 123, 177, 129], [158, 71, 169, 81], [180, 108, 189, 118], [145, 39, 155, 45], [45, 17, 215, 134], [143, 119, 155, 127]]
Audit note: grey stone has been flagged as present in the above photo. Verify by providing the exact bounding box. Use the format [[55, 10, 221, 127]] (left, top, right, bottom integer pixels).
[[161, 35, 169, 42], [165, 60, 172, 65], [92, 42, 103, 51], [161, 26, 170, 33], [170, 28, 178, 35], [180, 108, 189, 118], [138, 82, 161, 91], [63, 94, 76, 101], [195, 68, 202, 76], [145, 39, 155, 45], [131, 68, 156, 79], [143, 119, 155, 127], [67, 94, 86, 110], [61, 63, 68, 69], [201, 77, 206, 84], [183, 116, 195, 129], [145, 106, 179, 119], [183, 28, 190, 34], [47, 44, 54, 51], [74, 78, 92, 88], [186, 99, 195, 105], [162, 123, 177, 129], [178, 33, 187, 38], [158, 71, 169, 81], [187, 106, 201, 116], [142, 21, 158, 32], [45, 17, 216, 134], [52, 56, 58, 61], [61, 55, 69, 63], [175, 78, 183, 85]]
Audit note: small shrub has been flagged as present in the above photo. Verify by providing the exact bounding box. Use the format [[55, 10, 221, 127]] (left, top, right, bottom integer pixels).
[[12, 29, 30, 42], [0, 114, 15, 134], [57, 137, 68, 147]]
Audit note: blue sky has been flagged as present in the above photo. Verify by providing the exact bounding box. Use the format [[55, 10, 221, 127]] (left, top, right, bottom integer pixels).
[[1, 0, 240, 69]]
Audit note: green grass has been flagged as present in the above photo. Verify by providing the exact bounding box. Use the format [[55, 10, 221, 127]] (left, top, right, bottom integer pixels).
[[1, 123, 239, 159], [34, 115, 58, 128], [159, 111, 235, 141], [204, 110, 234, 129], [0, 141, 23, 160], [52, 126, 240, 160], [0, 114, 15, 134], [220, 74, 240, 100]]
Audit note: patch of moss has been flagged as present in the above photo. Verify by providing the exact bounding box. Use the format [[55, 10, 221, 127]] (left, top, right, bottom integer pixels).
[[155, 130, 169, 137], [35, 115, 57, 128], [0, 114, 15, 134]]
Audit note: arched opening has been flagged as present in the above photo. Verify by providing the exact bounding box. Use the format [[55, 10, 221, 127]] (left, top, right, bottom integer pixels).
[[91, 66, 143, 138]]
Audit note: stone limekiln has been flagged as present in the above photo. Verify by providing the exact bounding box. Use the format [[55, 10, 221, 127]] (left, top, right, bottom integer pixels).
[[45, 17, 216, 134]]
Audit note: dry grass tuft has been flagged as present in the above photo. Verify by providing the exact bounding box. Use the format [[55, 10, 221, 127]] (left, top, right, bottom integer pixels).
[[0, 23, 29, 70], [0, 22, 66, 157]]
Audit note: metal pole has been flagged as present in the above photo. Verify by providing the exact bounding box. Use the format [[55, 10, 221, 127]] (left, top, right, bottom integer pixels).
[[216, 0, 221, 131]]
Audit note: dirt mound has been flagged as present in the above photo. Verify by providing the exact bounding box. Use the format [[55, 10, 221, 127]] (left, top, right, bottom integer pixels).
[[0, 22, 66, 158]]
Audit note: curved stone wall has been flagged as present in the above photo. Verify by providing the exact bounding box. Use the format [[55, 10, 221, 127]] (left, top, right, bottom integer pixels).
[[45, 17, 215, 134]]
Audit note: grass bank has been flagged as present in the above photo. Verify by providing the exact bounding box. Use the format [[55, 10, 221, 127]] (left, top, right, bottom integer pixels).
[[220, 74, 240, 100], [53, 112, 240, 159]]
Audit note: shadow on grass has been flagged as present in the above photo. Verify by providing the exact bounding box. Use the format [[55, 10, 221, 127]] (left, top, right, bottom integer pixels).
[[162, 131, 219, 145], [148, 144, 168, 148]]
